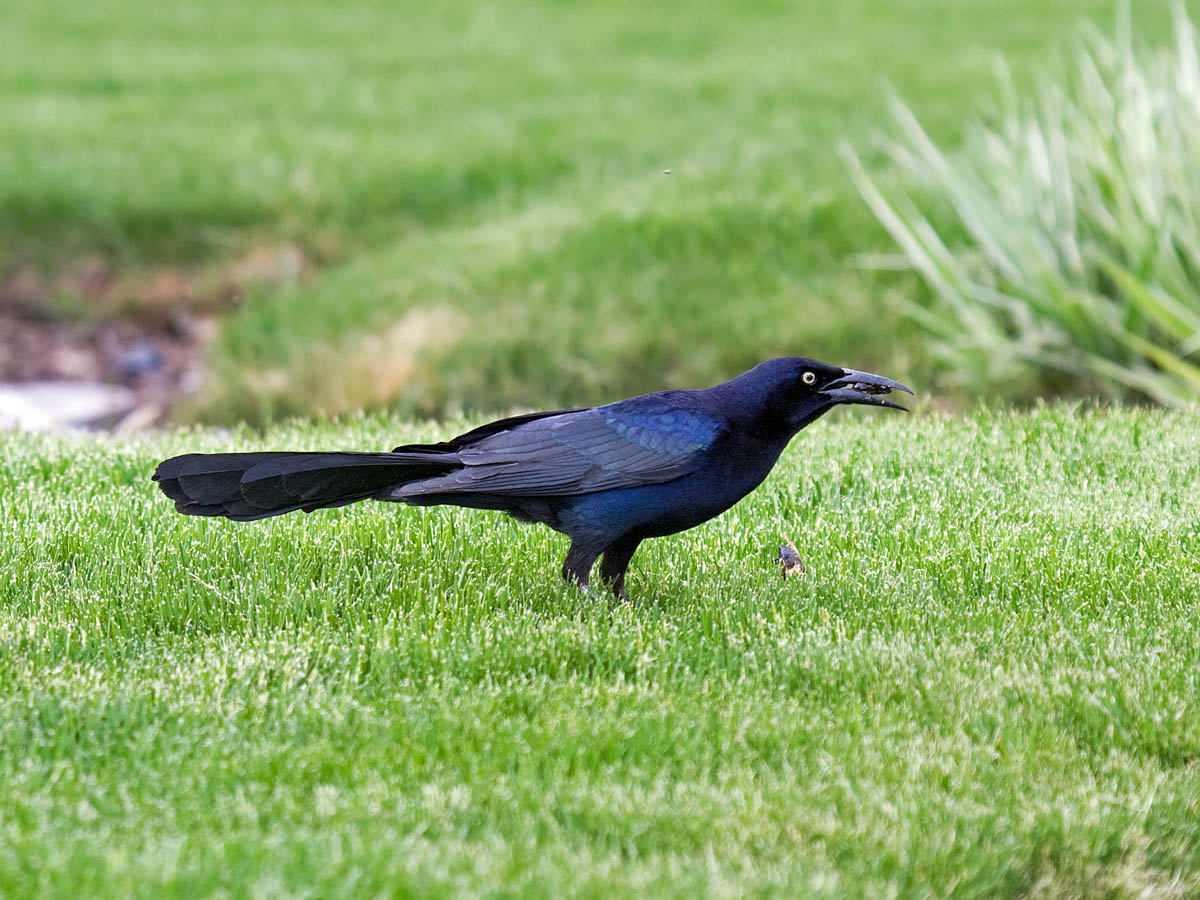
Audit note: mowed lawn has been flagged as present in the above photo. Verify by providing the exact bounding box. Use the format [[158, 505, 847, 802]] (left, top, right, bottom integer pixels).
[[2, 407, 1199, 897], [2, 0, 1188, 422]]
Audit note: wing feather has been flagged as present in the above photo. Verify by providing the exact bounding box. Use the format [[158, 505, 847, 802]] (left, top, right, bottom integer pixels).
[[391, 399, 722, 499]]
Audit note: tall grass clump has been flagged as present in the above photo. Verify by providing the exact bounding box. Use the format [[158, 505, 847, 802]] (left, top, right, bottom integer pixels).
[[844, 3, 1200, 405]]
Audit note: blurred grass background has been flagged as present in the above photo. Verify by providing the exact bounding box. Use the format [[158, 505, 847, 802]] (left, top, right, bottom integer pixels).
[[3, 0, 1189, 423]]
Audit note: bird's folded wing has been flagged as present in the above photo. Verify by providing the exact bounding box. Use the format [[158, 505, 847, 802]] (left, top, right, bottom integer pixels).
[[391, 402, 724, 498]]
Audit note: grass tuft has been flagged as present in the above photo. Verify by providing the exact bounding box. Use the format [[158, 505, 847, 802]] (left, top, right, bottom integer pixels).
[[847, 3, 1200, 406]]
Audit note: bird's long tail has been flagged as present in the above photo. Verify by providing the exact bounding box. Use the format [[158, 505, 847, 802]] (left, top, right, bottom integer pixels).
[[153, 451, 458, 521]]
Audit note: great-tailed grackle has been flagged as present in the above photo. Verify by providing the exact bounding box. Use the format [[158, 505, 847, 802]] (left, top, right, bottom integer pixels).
[[153, 358, 910, 596]]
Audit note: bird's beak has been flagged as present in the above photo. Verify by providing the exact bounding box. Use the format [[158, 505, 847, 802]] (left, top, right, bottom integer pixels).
[[820, 369, 913, 411]]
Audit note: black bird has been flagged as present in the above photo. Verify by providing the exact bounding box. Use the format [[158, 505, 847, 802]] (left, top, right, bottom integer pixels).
[[153, 358, 911, 596]]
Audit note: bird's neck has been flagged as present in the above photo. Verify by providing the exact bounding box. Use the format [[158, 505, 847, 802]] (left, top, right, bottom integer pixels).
[[738, 400, 832, 447], [707, 376, 828, 443]]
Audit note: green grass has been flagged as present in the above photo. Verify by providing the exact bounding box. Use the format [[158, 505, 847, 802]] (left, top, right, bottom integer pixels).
[[3, 0, 1189, 421], [3, 407, 1200, 897]]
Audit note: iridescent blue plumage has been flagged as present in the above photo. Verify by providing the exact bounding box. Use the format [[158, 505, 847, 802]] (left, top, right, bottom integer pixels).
[[153, 357, 911, 596]]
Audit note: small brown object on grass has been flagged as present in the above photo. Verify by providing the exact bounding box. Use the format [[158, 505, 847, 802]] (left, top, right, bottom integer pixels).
[[778, 537, 805, 578]]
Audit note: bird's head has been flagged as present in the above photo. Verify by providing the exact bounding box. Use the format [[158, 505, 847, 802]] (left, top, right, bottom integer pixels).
[[726, 357, 913, 438]]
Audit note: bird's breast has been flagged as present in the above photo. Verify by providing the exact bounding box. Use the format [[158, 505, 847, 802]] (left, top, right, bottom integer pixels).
[[559, 436, 786, 541]]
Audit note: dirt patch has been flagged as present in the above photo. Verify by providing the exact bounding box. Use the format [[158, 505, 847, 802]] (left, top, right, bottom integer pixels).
[[0, 245, 310, 429], [1024, 846, 1198, 900]]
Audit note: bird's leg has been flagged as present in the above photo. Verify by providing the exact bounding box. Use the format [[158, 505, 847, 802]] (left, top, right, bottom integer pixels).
[[598, 535, 642, 600], [562, 542, 601, 591]]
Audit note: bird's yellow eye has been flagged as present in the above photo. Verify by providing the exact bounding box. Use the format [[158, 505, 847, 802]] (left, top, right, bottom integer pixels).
[[802, 371, 817, 385]]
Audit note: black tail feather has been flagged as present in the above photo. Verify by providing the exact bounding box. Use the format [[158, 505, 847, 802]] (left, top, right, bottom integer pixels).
[[153, 451, 458, 521]]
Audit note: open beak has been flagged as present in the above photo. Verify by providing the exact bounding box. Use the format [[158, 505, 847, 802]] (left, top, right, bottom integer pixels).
[[820, 368, 913, 411]]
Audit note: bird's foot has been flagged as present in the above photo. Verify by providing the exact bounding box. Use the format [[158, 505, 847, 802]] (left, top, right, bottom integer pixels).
[[594, 576, 630, 602]]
